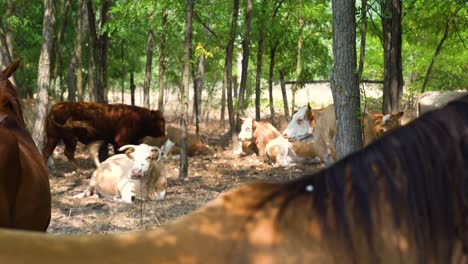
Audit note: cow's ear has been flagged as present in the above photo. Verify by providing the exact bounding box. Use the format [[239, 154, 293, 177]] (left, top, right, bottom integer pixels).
[[292, 109, 298, 115], [396, 111, 404, 119], [125, 147, 135, 158], [240, 117, 246, 124], [252, 120, 257, 129]]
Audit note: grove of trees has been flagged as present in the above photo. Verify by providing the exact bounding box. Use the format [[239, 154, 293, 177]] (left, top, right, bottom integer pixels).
[[0, 0, 466, 163]]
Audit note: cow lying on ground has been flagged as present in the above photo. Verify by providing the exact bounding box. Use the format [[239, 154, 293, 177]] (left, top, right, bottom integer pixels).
[[275, 104, 403, 166], [235, 117, 282, 158], [416, 90, 468, 117], [74, 144, 167, 203], [1, 95, 468, 263], [0, 59, 51, 231], [43, 102, 166, 168], [141, 126, 206, 158]]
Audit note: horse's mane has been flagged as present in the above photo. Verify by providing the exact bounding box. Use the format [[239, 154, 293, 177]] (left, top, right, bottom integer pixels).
[[255, 96, 468, 262]]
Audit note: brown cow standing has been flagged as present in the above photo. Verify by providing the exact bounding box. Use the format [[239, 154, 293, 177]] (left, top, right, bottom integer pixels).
[[0, 58, 51, 231], [43, 102, 165, 168]]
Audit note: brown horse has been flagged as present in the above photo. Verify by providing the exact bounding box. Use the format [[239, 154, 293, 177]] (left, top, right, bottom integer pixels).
[[0, 96, 468, 262], [0, 59, 51, 231]]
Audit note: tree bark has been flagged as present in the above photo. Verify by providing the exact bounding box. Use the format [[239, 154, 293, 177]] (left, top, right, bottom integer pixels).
[[52, 0, 69, 100], [157, 8, 168, 112], [120, 42, 125, 104], [143, 29, 154, 109], [67, 56, 76, 102], [291, 1, 304, 115], [33, 0, 55, 151], [331, 0, 362, 160], [381, 0, 403, 114], [130, 72, 135, 106], [279, 69, 289, 119], [75, 0, 84, 101], [357, 0, 367, 84], [225, 0, 240, 148], [254, 0, 266, 121], [268, 42, 280, 121], [0, 18, 13, 72], [236, 0, 252, 124], [421, 6, 461, 93], [179, 0, 195, 178], [194, 54, 205, 135]]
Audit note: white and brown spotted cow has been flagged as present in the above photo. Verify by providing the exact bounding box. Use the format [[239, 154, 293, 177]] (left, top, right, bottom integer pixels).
[[235, 117, 282, 158]]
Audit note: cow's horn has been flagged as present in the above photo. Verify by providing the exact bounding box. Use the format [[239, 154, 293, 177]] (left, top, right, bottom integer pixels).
[[119, 145, 136, 152], [151, 146, 162, 161]]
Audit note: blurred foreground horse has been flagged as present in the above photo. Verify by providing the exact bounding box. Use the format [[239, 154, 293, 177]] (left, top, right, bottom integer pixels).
[[0, 59, 51, 231], [1, 95, 468, 262]]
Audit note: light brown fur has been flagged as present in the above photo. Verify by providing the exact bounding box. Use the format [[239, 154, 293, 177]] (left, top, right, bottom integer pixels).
[[142, 126, 206, 156]]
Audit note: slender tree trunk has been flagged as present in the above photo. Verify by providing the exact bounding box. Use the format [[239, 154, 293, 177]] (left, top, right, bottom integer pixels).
[[220, 77, 226, 129], [120, 42, 125, 104], [225, 0, 240, 148], [291, 1, 304, 115], [52, 0, 69, 100], [5, 0, 14, 61], [194, 54, 205, 135], [158, 8, 168, 112], [179, 0, 194, 178], [0, 18, 13, 72], [357, 0, 367, 84], [75, 0, 84, 101], [143, 29, 154, 109], [236, 0, 252, 124], [421, 6, 461, 93], [254, 0, 266, 121], [279, 69, 289, 119], [381, 0, 403, 114], [268, 42, 279, 120], [33, 0, 55, 151], [67, 56, 76, 102], [130, 72, 135, 106], [331, 0, 362, 159]]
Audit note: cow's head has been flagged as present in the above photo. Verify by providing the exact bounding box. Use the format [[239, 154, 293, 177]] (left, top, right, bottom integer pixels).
[[238, 117, 256, 141], [150, 110, 166, 137], [282, 104, 315, 142], [379, 111, 404, 135], [368, 111, 404, 137], [119, 144, 162, 180]]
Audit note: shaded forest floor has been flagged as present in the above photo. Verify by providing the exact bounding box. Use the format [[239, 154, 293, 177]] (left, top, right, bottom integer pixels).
[[47, 121, 323, 234]]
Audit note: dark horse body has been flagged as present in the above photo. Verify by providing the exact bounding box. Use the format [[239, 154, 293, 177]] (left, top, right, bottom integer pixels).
[[1, 96, 468, 262], [0, 59, 51, 231]]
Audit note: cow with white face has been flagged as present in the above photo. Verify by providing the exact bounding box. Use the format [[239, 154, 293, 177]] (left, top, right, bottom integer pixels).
[[75, 143, 168, 203], [235, 117, 282, 157], [282, 104, 316, 142]]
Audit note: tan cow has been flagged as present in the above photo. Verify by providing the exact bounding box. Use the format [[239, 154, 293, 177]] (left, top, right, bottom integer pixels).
[[278, 104, 403, 166], [74, 144, 167, 203], [142, 126, 206, 158], [235, 117, 282, 157]]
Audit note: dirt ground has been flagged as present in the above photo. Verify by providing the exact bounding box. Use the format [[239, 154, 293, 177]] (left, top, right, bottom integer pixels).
[[47, 120, 323, 234]]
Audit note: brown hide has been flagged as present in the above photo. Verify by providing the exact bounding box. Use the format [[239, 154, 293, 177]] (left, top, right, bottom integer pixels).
[[0, 59, 51, 231], [362, 110, 404, 146], [43, 102, 165, 167], [142, 126, 206, 156], [241, 119, 282, 157]]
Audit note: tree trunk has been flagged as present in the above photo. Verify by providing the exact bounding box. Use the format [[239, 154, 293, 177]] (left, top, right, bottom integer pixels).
[[331, 0, 362, 160], [381, 0, 403, 114], [279, 69, 289, 119], [75, 0, 84, 101], [157, 8, 168, 112], [86, 0, 111, 103], [130, 72, 135, 106], [67, 56, 76, 102], [291, 1, 304, 115], [120, 42, 125, 104], [5, 0, 14, 61], [357, 0, 367, 84], [143, 29, 154, 109], [421, 6, 461, 93], [268, 42, 279, 120], [220, 75, 226, 129], [0, 18, 13, 72], [236, 0, 252, 124], [225, 0, 240, 148], [194, 54, 205, 135], [179, 0, 194, 178], [52, 0, 69, 100], [254, 1, 266, 121], [33, 0, 55, 151]]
